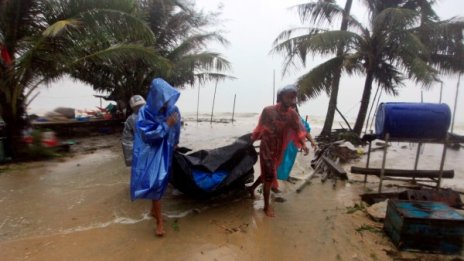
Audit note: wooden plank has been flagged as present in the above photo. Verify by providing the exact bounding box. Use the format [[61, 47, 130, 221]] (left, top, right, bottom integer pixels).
[[322, 156, 347, 179], [351, 166, 454, 179]]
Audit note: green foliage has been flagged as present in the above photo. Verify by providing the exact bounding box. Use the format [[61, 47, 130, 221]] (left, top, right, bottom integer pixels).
[[355, 224, 382, 234], [346, 202, 366, 214], [66, 0, 233, 105], [273, 0, 464, 134], [338, 131, 361, 145], [1, 0, 231, 158], [172, 219, 180, 232]]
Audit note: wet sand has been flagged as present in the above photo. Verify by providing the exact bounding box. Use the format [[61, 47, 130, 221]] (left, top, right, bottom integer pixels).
[[1, 115, 463, 260]]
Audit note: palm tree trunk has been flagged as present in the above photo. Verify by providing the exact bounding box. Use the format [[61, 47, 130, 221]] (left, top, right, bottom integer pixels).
[[320, 0, 353, 136], [321, 71, 341, 135], [353, 70, 375, 135], [0, 99, 24, 159]]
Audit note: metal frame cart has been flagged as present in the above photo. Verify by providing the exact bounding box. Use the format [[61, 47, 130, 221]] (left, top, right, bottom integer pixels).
[[352, 133, 453, 193]]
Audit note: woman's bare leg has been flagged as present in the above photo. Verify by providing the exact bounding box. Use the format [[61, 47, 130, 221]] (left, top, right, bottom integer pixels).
[[263, 181, 274, 217], [152, 200, 165, 236]]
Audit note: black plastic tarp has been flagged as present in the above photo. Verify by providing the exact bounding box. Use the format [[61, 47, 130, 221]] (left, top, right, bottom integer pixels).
[[171, 134, 257, 197]]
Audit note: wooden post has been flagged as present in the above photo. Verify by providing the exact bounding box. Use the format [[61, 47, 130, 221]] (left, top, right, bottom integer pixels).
[[196, 84, 200, 122], [378, 133, 390, 193], [210, 80, 219, 125], [364, 140, 372, 184], [439, 81, 443, 103], [451, 73, 461, 133], [232, 94, 236, 123], [437, 135, 449, 190], [412, 143, 422, 182], [272, 70, 276, 105]]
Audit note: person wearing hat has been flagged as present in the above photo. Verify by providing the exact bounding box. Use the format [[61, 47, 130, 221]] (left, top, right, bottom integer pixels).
[[121, 95, 146, 166], [248, 85, 309, 217]]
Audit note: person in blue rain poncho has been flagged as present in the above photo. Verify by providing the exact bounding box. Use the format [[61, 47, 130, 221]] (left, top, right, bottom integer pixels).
[[131, 78, 181, 237]]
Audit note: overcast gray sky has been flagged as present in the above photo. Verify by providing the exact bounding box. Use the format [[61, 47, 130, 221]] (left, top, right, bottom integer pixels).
[[29, 0, 464, 124]]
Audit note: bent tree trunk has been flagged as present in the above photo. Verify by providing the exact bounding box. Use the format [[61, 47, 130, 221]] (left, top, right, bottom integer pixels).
[[353, 70, 375, 135], [321, 77, 339, 136], [320, 0, 353, 136]]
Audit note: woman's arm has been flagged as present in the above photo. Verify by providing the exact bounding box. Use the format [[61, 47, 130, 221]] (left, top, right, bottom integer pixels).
[[306, 133, 318, 151]]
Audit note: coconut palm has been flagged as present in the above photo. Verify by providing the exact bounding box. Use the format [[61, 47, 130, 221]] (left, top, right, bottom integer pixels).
[[285, 0, 353, 137], [273, 0, 464, 136], [72, 0, 232, 108], [0, 0, 170, 157]]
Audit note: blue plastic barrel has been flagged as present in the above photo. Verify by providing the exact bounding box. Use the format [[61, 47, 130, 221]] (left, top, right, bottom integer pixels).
[[375, 102, 451, 140]]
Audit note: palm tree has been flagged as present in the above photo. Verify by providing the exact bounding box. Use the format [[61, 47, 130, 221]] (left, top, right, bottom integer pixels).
[[287, 0, 353, 137], [0, 0, 169, 158], [72, 0, 233, 111], [273, 0, 464, 136]]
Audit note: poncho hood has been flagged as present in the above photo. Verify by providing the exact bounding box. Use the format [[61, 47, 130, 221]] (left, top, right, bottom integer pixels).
[[146, 78, 180, 114]]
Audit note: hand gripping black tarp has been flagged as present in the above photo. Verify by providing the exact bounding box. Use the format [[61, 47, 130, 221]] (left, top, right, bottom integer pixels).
[[171, 134, 257, 197]]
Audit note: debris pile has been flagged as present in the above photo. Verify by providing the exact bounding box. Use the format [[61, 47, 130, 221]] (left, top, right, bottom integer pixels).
[[304, 140, 362, 189]]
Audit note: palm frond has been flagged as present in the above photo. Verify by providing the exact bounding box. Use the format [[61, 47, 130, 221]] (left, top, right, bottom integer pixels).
[[74, 9, 155, 44], [177, 52, 231, 72], [273, 30, 363, 73], [373, 62, 403, 95], [42, 19, 81, 37], [343, 53, 365, 75], [294, 0, 341, 26], [71, 44, 171, 73], [194, 72, 236, 86], [373, 7, 419, 33], [293, 0, 368, 35], [418, 18, 464, 74], [405, 57, 438, 87], [272, 27, 326, 47], [297, 56, 344, 102], [168, 32, 229, 60]]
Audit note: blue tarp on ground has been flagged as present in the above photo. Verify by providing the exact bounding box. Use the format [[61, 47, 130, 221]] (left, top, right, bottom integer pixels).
[[192, 169, 228, 191]]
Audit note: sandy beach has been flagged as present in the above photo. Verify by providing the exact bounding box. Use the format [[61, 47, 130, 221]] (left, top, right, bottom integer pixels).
[[0, 114, 463, 261]]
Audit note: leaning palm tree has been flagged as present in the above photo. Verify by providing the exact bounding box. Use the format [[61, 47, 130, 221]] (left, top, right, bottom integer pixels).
[[287, 0, 353, 137], [273, 0, 464, 136], [0, 0, 169, 157]]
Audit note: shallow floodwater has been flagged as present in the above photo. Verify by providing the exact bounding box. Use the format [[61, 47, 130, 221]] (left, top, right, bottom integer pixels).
[[0, 114, 462, 260]]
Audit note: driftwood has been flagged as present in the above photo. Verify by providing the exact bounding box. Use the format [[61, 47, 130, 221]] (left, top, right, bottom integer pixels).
[[351, 166, 454, 179], [296, 142, 354, 193], [322, 156, 348, 179]]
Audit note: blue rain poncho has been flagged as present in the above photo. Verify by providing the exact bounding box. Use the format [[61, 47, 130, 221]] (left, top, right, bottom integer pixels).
[[130, 78, 181, 201], [276, 117, 311, 180]]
